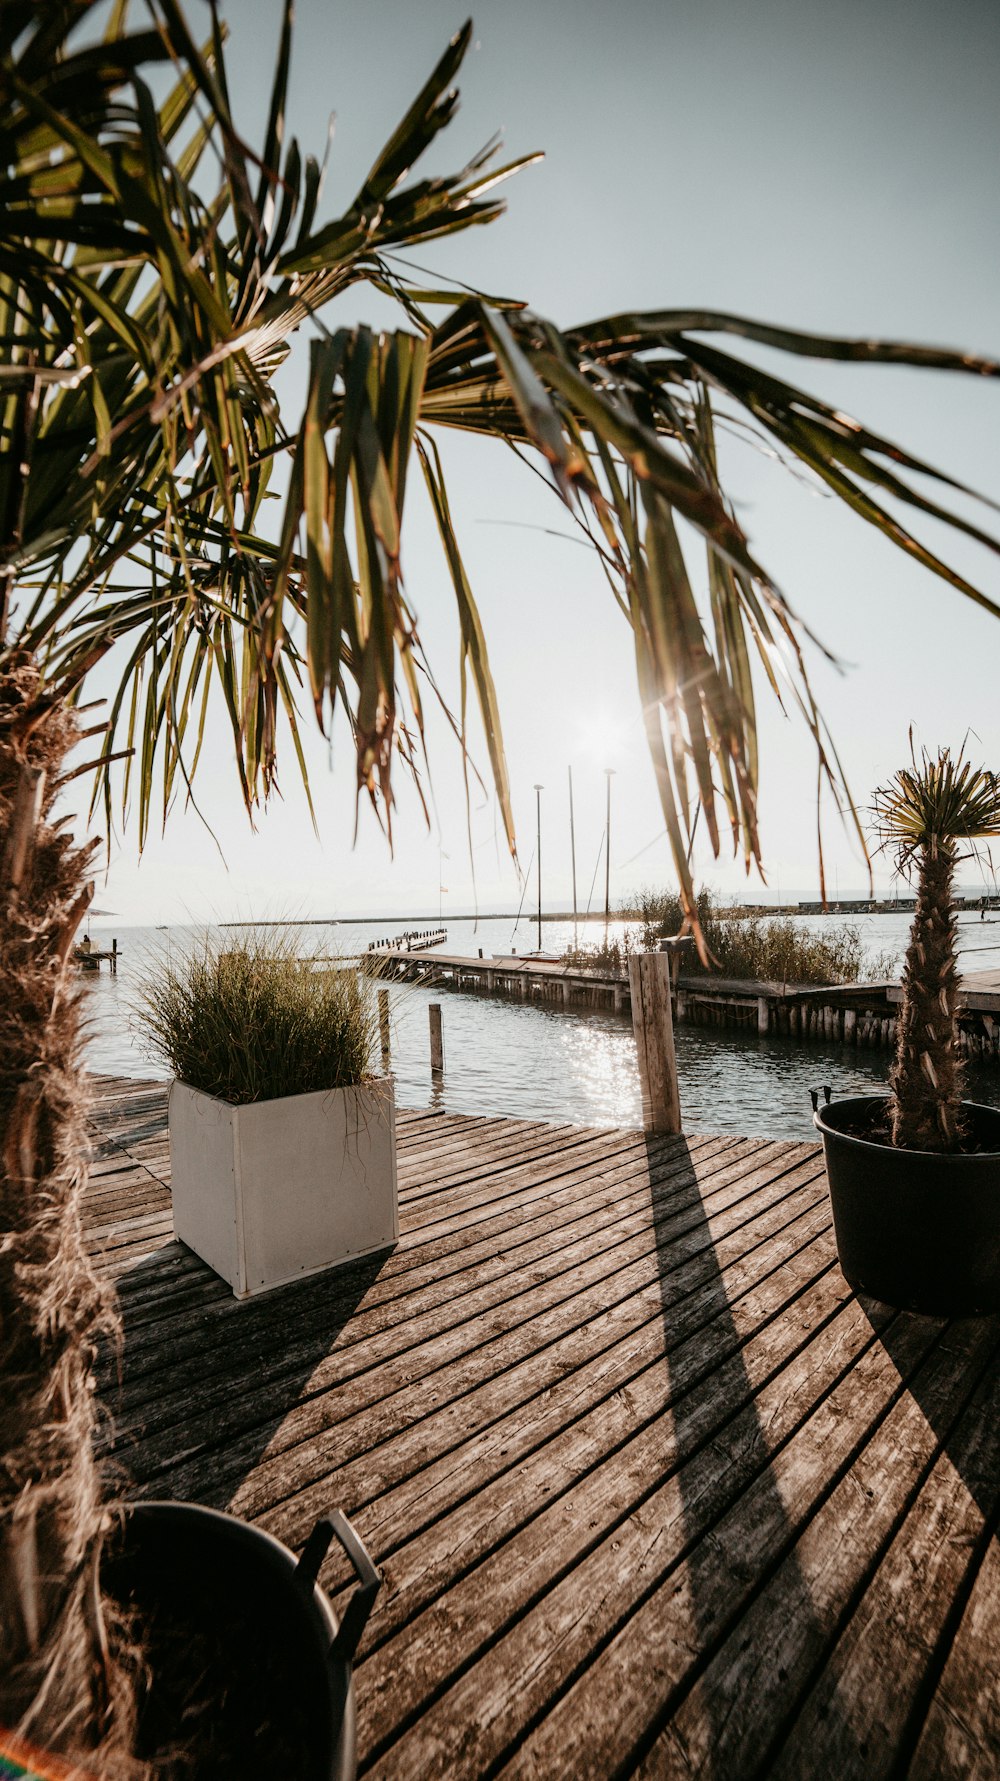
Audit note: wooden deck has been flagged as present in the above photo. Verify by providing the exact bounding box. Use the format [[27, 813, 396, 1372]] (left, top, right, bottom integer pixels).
[[86, 1076, 1000, 1779]]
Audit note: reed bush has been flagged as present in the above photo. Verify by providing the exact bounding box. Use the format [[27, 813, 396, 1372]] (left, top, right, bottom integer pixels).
[[562, 932, 638, 976], [134, 933, 379, 1105], [704, 913, 890, 985], [567, 887, 897, 986]]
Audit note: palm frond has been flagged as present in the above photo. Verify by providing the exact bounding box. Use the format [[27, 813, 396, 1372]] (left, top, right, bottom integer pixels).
[[3, 0, 999, 949], [874, 746, 1000, 875]]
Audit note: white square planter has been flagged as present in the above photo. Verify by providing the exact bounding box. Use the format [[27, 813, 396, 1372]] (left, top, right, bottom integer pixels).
[[167, 1077, 398, 1298]]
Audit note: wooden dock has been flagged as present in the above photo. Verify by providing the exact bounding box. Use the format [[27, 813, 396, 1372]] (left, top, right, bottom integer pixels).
[[379, 947, 1000, 1063], [86, 1076, 1000, 1778], [890, 968, 1000, 1015], [74, 937, 120, 973]]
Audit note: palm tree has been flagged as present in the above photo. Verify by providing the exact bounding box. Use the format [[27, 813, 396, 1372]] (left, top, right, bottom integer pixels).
[[874, 749, 1000, 1153], [2, 0, 1000, 1763]]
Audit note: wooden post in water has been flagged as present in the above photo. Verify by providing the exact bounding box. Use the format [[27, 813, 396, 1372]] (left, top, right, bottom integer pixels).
[[628, 952, 682, 1135], [378, 988, 390, 1064], [429, 1002, 444, 1073]]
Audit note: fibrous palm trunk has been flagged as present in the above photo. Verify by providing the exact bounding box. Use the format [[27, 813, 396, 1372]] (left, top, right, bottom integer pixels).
[[889, 839, 965, 1151], [0, 657, 138, 1772]]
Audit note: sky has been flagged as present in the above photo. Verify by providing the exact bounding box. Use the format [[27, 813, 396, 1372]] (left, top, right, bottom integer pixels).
[[72, 0, 1000, 924]]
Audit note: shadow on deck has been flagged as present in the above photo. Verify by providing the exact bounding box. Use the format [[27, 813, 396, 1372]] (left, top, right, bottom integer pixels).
[[86, 1076, 1000, 1779]]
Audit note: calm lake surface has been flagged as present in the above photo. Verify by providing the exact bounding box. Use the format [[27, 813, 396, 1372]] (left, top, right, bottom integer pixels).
[[81, 912, 1000, 1141]]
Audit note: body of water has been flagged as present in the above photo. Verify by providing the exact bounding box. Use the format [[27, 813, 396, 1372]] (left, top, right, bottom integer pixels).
[[80, 912, 1000, 1142]]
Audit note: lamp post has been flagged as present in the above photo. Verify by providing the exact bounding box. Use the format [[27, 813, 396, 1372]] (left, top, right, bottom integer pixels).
[[534, 783, 544, 952], [604, 768, 615, 939]]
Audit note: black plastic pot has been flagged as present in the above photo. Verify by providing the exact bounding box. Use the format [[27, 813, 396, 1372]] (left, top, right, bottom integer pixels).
[[814, 1094, 1000, 1316], [104, 1501, 380, 1780]]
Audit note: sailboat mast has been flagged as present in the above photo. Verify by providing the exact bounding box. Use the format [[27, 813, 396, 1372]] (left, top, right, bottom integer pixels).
[[568, 765, 578, 942]]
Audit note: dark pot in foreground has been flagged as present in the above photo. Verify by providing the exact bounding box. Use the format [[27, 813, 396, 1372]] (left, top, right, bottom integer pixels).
[[814, 1094, 1000, 1316], [104, 1501, 380, 1781]]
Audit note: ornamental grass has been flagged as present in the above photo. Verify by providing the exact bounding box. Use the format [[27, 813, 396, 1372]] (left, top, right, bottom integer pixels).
[[134, 933, 380, 1106]]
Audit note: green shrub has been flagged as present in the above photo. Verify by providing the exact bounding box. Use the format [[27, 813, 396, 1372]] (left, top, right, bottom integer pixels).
[[133, 932, 380, 1104]]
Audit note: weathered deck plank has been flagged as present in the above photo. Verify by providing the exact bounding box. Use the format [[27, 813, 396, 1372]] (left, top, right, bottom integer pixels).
[[367, 1303, 939, 1779], [339, 1220, 843, 1658], [907, 1531, 1000, 1779], [631, 1319, 1000, 1780], [86, 1074, 1000, 1779], [769, 1344, 1000, 1778], [102, 1136, 745, 1470], [119, 1151, 820, 1513]]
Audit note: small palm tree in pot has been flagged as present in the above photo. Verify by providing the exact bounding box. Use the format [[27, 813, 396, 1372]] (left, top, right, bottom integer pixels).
[[815, 747, 1000, 1314], [880, 749, 1000, 1153]]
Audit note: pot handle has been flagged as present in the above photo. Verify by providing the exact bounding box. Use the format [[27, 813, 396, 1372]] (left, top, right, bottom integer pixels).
[[295, 1510, 382, 1665], [809, 1085, 832, 1111]]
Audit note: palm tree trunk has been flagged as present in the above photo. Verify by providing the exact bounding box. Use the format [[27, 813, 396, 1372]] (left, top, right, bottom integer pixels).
[[0, 656, 139, 1771], [889, 839, 965, 1151]]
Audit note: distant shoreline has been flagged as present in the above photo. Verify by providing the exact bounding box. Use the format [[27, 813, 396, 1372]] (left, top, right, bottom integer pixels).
[[217, 899, 997, 929], [220, 911, 619, 928]]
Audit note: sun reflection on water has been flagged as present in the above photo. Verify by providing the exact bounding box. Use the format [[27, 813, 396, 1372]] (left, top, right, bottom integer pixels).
[[555, 1017, 642, 1128]]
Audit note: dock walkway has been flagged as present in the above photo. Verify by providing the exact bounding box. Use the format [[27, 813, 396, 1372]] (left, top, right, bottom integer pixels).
[[380, 948, 1000, 1061], [74, 939, 120, 973], [87, 1076, 1000, 1778]]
